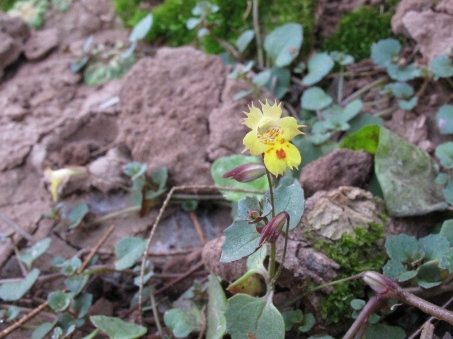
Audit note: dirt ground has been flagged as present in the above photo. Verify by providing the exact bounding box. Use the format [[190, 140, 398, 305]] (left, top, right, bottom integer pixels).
[[2, 0, 453, 338]]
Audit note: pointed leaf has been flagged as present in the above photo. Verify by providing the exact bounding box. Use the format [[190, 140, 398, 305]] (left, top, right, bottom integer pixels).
[[90, 315, 147, 339], [236, 30, 255, 53], [220, 220, 260, 263], [0, 268, 40, 301], [129, 14, 153, 42], [68, 203, 89, 229], [115, 237, 146, 270], [301, 87, 332, 110], [19, 237, 51, 269]]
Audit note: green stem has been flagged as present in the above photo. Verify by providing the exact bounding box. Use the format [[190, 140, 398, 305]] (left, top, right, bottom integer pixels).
[[272, 219, 290, 283], [86, 206, 141, 227], [150, 289, 165, 336], [338, 65, 344, 104], [268, 242, 277, 287]]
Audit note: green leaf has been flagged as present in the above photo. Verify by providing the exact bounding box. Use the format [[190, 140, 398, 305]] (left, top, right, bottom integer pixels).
[[330, 51, 354, 65], [220, 219, 260, 263], [364, 323, 405, 339], [443, 180, 453, 204], [347, 114, 384, 135], [266, 178, 304, 231], [300, 87, 332, 110], [440, 219, 453, 246], [435, 142, 453, 169], [48, 291, 71, 312], [253, 70, 271, 87], [19, 237, 51, 269], [282, 309, 303, 331], [225, 294, 285, 339], [341, 124, 381, 154], [418, 234, 450, 261], [298, 313, 315, 332], [211, 155, 268, 202], [32, 321, 57, 339], [436, 105, 453, 134], [439, 248, 453, 274], [264, 23, 303, 67], [236, 30, 255, 53], [79, 329, 100, 339], [397, 270, 417, 282], [301, 53, 334, 86], [206, 274, 227, 339], [387, 63, 420, 81], [115, 237, 147, 270], [65, 274, 89, 295], [123, 162, 147, 180], [164, 308, 201, 338], [0, 268, 39, 301], [341, 99, 363, 121], [417, 262, 442, 288], [350, 299, 365, 311], [375, 127, 448, 216], [385, 234, 420, 262], [61, 257, 82, 276], [264, 67, 290, 99], [430, 55, 453, 78], [398, 97, 418, 111], [382, 82, 414, 98], [90, 315, 147, 339], [68, 203, 89, 229], [129, 14, 153, 42], [371, 39, 401, 67], [73, 293, 93, 318], [383, 259, 406, 280]]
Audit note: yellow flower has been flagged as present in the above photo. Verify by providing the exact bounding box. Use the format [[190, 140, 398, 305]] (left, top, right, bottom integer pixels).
[[242, 101, 304, 176], [45, 167, 87, 202]]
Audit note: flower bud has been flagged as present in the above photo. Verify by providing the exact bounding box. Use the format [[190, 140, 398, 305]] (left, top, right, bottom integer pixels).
[[258, 211, 289, 247], [222, 163, 266, 183], [362, 271, 399, 295], [45, 166, 87, 202]]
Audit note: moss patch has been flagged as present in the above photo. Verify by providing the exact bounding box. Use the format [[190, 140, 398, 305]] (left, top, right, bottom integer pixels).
[[322, 6, 396, 62], [313, 222, 387, 323]]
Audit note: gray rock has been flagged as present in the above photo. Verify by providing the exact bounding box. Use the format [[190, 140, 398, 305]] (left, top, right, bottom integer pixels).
[[24, 28, 59, 60], [0, 32, 22, 71]]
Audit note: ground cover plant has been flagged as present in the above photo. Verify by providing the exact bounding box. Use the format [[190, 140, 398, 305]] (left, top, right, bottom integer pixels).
[[2, 0, 453, 338]]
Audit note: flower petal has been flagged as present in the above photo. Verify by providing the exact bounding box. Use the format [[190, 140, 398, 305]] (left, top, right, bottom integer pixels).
[[263, 141, 301, 176], [261, 100, 282, 119], [279, 117, 304, 141], [243, 104, 264, 129], [243, 130, 266, 155], [284, 142, 302, 169]]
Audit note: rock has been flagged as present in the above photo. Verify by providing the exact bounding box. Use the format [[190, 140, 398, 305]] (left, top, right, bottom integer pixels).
[[24, 28, 59, 60], [0, 11, 30, 42], [299, 148, 373, 198], [118, 46, 251, 186], [391, 0, 432, 35], [392, 0, 453, 62], [0, 32, 22, 71]]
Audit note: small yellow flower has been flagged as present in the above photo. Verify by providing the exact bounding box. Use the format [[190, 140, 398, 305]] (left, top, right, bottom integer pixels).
[[242, 101, 304, 176], [45, 167, 87, 202]]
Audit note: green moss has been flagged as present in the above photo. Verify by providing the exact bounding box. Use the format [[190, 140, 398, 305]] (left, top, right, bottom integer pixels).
[[323, 6, 396, 62], [113, 0, 317, 56], [313, 222, 387, 323], [0, 0, 18, 11]]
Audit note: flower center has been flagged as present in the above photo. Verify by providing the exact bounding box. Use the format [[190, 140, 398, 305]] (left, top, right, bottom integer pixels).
[[257, 125, 282, 144]]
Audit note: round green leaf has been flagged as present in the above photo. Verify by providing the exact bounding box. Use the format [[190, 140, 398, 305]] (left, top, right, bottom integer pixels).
[[371, 39, 401, 67], [436, 105, 453, 134], [301, 53, 334, 86], [430, 54, 453, 78], [301, 87, 332, 110], [48, 291, 71, 312], [398, 97, 418, 111], [264, 67, 290, 99], [225, 294, 285, 339], [383, 82, 414, 99], [115, 237, 147, 270], [330, 51, 354, 65], [164, 308, 201, 338], [90, 315, 147, 339], [264, 23, 303, 67], [435, 142, 453, 169], [387, 63, 420, 81]]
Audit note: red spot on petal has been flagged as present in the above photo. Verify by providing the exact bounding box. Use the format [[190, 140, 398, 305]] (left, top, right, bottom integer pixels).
[[276, 149, 286, 159], [280, 138, 286, 144]]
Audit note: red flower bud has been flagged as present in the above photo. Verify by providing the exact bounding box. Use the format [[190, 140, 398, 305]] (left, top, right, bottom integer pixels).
[[222, 163, 266, 183], [362, 271, 399, 295], [258, 211, 289, 247]]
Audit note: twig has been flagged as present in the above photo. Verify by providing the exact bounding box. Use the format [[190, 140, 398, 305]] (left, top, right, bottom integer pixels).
[[150, 289, 165, 337], [197, 305, 207, 339], [0, 301, 49, 338], [85, 206, 140, 227], [189, 212, 207, 245], [252, 0, 263, 68], [0, 213, 35, 243], [77, 224, 115, 274]]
